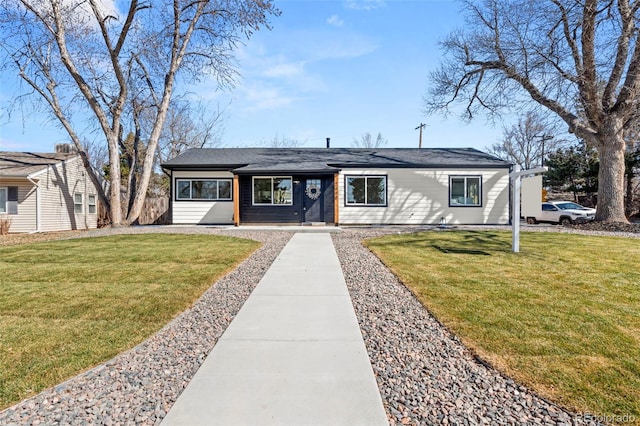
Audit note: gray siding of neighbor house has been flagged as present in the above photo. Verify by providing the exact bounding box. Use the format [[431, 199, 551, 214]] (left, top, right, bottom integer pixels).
[[0, 156, 98, 233], [0, 179, 37, 233], [337, 168, 510, 225]]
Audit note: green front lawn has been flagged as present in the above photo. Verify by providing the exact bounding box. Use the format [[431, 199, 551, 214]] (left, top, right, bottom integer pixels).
[[0, 234, 260, 409], [365, 231, 639, 423]]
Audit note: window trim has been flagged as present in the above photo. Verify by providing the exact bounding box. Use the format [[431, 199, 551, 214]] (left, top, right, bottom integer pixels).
[[344, 175, 388, 207], [449, 175, 482, 207], [252, 176, 293, 206], [74, 192, 83, 214], [88, 194, 97, 214], [174, 178, 233, 202], [0, 187, 7, 214]]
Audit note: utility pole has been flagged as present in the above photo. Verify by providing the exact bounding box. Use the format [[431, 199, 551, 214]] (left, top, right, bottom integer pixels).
[[415, 123, 426, 148]]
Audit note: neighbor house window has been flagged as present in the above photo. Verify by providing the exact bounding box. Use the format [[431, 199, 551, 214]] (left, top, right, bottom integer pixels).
[[0, 188, 6, 213], [88, 194, 97, 214], [345, 176, 387, 206], [176, 179, 232, 201], [253, 177, 292, 205], [450, 176, 481, 206], [74, 193, 83, 213]]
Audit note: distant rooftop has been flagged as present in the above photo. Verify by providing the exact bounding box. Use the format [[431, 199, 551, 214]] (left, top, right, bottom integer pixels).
[[0, 151, 78, 178], [162, 147, 511, 173]]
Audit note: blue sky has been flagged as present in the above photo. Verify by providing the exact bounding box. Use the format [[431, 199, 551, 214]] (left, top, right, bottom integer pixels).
[[0, 0, 507, 153]]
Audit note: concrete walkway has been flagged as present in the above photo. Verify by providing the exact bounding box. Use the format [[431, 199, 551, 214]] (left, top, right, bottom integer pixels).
[[161, 233, 388, 426]]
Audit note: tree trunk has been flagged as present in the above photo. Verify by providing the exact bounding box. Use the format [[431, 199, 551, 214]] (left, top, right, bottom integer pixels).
[[107, 134, 124, 226], [595, 122, 628, 223]]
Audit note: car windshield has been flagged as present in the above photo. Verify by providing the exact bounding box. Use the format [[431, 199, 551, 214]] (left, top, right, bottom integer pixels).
[[556, 202, 585, 210]]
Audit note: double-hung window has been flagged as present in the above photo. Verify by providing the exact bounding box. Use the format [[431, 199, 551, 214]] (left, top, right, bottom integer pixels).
[[74, 193, 83, 214], [176, 179, 232, 201], [449, 176, 482, 206], [253, 177, 292, 205], [88, 194, 97, 214], [345, 176, 387, 206]]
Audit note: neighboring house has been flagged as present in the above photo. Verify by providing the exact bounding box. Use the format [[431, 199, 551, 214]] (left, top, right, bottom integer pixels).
[[162, 147, 512, 226], [0, 150, 99, 233]]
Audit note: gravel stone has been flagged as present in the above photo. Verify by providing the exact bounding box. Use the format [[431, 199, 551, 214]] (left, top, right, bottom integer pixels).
[[2, 224, 629, 425]]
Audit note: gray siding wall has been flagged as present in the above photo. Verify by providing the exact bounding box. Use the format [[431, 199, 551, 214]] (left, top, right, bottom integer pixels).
[[338, 168, 510, 225], [0, 179, 37, 233], [1, 156, 98, 233]]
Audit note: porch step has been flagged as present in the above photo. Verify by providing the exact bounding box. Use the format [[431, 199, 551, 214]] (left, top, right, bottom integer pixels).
[[302, 222, 326, 226]]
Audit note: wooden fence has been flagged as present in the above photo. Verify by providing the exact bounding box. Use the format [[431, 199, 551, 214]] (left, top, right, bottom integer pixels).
[[98, 197, 170, 227]]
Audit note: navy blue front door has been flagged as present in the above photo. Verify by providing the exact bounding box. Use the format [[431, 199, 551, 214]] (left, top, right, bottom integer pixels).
[[303, 178, 323, 222]]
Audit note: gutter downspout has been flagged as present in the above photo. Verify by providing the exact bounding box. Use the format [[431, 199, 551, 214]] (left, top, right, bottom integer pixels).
[[27, 175, 41, 233]]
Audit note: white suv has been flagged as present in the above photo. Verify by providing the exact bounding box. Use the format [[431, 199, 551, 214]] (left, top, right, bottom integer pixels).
[[528, 201, 596, 225]]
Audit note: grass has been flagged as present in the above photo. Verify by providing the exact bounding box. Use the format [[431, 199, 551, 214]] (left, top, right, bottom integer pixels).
[[0, 234, 260, 409], [365, 230, 640, 424]]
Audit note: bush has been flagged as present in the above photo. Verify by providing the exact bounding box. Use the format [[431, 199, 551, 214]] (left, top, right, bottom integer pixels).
[[0, 216, 12, 235]]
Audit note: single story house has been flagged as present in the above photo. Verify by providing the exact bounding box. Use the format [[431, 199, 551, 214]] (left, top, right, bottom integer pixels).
[[162, 147, 512, 226], [0, 150, 99, 233]]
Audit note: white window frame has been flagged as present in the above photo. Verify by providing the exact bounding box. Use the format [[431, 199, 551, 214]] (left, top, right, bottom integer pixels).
[[175, 179, 233, 201], [74, 192, 83, 214], [449, 176, 482, 207], [252, 176, 293, 206], [345, 175, 387, 206], [0, 187, 6, 213], [88, 194, 97, 214]]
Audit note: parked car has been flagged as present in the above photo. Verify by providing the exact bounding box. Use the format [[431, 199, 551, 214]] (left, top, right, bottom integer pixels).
[[526, 201, 596, 225]]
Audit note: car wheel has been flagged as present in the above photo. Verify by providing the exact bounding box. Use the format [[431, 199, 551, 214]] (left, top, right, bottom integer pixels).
[[559, 217, 572, 225], [526, 217, 537, 224]]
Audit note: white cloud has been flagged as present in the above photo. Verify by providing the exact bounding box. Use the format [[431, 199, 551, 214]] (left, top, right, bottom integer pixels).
[[327, 15, 344, 27], [262, 62, 305, 78], [242, 85, 296, 112], [344, 0, 386, 11]]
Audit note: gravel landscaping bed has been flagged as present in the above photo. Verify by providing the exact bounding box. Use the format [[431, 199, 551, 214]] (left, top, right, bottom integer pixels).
[[2, 224, 632, 425], [0, 226, 292, 425], [332, 228, 601, 426]]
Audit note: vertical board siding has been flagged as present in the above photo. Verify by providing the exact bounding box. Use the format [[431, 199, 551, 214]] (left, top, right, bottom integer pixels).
[[171, 171, 235, 224], [338, 168, 510, 225]]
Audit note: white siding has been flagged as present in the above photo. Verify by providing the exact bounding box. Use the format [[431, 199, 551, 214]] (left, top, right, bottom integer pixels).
[[0, 179, 37, 233], [171, 171, 235, 224], [338, 168, 510, 225]]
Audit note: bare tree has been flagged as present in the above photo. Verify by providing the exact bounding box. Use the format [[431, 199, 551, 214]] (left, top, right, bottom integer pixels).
[[261, 135, 305, 148], [488, 111, 566, 169], [352, 132, 388, 148], [425, 0, 640, 223], [156, 101, 226, 164], [0, 0, 278, 225]]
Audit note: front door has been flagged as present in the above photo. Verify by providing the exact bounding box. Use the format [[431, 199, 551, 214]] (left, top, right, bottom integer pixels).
[[303, 178, 323, 222]]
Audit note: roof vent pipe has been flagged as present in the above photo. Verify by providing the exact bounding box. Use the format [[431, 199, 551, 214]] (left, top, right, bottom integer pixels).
[[326, 137, 330, 148]]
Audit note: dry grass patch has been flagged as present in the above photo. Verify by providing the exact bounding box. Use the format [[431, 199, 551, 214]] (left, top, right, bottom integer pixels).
[[365, 230, 639, 424], [0, 234, 260, 409]]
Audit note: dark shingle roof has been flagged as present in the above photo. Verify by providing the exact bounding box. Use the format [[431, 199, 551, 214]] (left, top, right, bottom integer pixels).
[[0, 152, 79, 178], [162, 148, 511, 173]]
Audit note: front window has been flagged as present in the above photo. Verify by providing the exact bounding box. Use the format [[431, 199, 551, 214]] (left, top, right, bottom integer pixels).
[[176, 179, 233, 201], [0, 188, 6, 213], [253, 177, 293, 205], [74, 193, 83, 214], [346, 176, 387, 206], [88, 195, 97, 214], [450, 176, 481, 206]]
